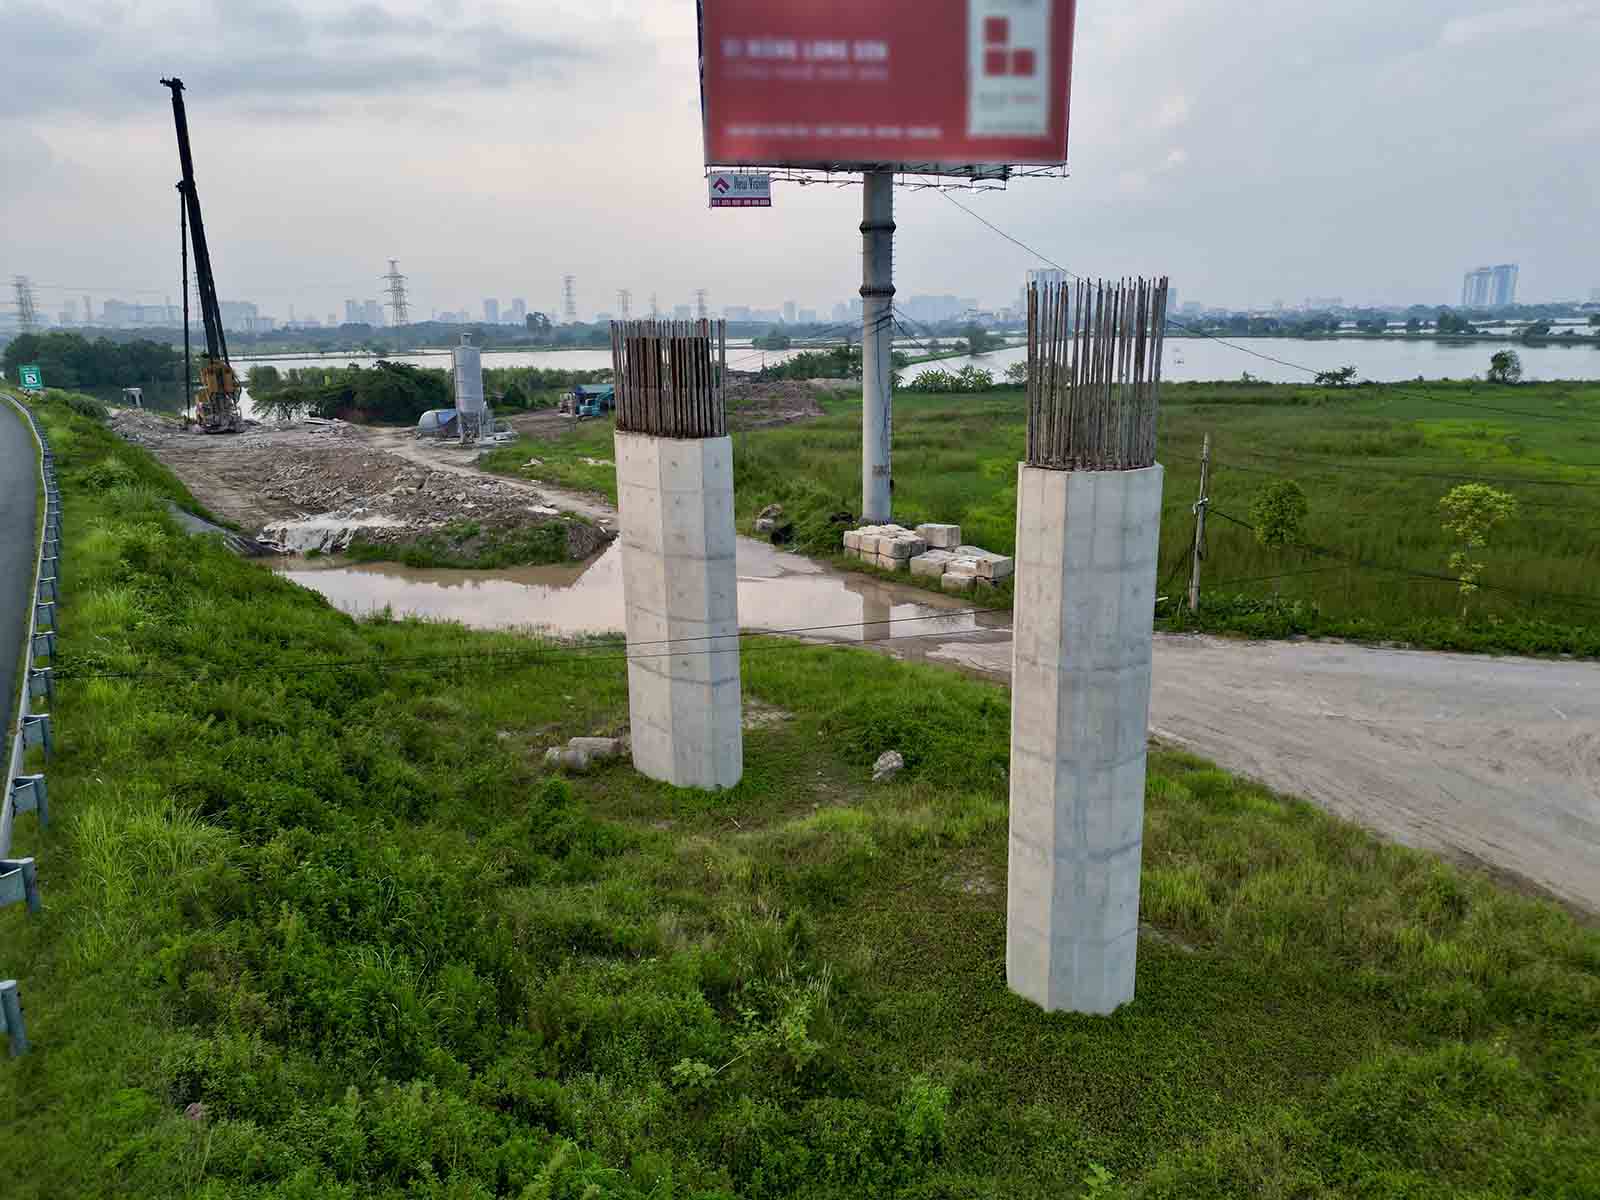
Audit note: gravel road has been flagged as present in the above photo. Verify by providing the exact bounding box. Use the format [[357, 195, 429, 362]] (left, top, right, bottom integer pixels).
[[921, 630, 1600, 915]]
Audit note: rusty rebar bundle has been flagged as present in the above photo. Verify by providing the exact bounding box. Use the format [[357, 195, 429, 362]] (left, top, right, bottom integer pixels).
[[610, 319, 728, 439], [1026, 277, 1168, 470]]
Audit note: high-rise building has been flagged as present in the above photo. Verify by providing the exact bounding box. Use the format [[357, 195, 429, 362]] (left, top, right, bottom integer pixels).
[[1461, 266, 1492, 308], [1590, 288, 1600, 304], [725, 305, 752, 322], [1489, 264, 1518, 308], [783, 300, 797, 323], [673, 304, 692, 320], [799, 308, 817, 324], [484, 298, 500, 325], [832, 302, 849, 323], [363, 299, 383, 326], [344, 299, 361, 325], [510, 298, 527, 324]]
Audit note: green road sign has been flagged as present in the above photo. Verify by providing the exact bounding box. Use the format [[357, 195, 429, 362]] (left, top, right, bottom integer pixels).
[[18, 364, 43, 390]]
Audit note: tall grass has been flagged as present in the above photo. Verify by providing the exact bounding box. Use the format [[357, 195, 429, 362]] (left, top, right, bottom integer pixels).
[[1, 395, 1594, 1198]]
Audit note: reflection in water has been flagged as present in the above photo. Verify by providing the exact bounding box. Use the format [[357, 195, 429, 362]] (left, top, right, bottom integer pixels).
[[277, 538, 991, 643]]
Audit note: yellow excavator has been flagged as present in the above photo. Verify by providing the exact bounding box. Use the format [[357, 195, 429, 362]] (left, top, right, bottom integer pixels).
[[162, 77, 242, 433]]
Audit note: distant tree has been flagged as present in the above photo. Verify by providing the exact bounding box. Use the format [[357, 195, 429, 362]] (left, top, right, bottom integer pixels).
[[1355, 319, 1386, 334], [1519, 321, 1552, 344], [1314, 365, 1358, 387], [1486, 349, 1523, 384], [1439, 484, 1518, 613], [1436, 310, 1476, 335], [1590, 314, 1600, 328], [1248, 480, 1309, 550], [1004, 361, 1028, 387], [525, 311, 552, 334], [1405, 318, 1422, 334], [755, 328, 792, 350], [962, 323, 995, 356], [246, 364, 283, 394]]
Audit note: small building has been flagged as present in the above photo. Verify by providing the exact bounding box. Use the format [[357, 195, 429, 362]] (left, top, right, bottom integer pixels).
[[121, 387, 144, 408]]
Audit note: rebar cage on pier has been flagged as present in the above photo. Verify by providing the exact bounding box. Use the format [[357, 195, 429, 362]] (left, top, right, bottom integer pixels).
[[610, 319, 728, 439], [1026, 277, 1168, 470]]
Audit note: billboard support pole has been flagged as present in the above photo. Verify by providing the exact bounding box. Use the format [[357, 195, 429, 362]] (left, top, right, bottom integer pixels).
[[860, 170, 895, 524]]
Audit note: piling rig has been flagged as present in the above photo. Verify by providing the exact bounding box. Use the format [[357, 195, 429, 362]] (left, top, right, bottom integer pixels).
[[162, 77, 241, 433]]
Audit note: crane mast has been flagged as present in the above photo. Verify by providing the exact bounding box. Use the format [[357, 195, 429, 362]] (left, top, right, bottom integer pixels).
[[162, 77, 241, 433]]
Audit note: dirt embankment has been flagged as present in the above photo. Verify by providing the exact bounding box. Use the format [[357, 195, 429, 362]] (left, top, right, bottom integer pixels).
[[108, 409, 612, 562]]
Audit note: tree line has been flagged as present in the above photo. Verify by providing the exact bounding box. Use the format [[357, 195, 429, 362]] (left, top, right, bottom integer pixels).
[[2, 332, 183, 389], [246, 362, 613, 423]]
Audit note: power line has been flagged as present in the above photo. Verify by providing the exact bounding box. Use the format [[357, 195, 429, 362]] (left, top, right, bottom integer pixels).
[[54, 605, 1011, 684], [938, 191, 1600, 427], [1205, 506, 1600, 610]]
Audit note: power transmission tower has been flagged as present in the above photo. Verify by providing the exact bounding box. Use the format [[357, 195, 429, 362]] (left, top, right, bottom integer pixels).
[[13, 276, 38, 332], [562, 275, 577, 324], [617, 289, 631, 319], [695, 289, 709, 320], [382, 259, 409, 326]]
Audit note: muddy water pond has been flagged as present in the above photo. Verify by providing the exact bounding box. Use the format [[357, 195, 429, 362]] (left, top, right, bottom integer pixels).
[[277, 537, 1008, 643]]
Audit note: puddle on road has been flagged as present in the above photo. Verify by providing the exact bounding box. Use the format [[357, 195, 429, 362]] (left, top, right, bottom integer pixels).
[[276, 538, 1009, 644]]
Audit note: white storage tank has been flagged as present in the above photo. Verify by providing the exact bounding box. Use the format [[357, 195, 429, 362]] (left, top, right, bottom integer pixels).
[[453, 333, 485, 416]]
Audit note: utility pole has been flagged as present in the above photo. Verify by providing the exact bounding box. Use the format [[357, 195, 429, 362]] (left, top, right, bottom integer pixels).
[[562, 275, 577, 324], [860, 170, 895, 523], [1188, 433, 1210, 611]]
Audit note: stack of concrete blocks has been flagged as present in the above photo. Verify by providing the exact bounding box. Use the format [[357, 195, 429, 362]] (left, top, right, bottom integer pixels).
[[1007, 464, 1164, 1014], [614, 432, 742, 790], [842, 524, 925, 571], [842, 521, 1015, 592]]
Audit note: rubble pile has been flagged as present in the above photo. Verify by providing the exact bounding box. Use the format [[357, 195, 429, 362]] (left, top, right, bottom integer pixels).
[[843, 522, 1014, 593]]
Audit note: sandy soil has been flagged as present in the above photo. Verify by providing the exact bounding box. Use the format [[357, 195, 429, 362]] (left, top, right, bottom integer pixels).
[[915, 630, 1600, 915], [108, 410, 611, 557]]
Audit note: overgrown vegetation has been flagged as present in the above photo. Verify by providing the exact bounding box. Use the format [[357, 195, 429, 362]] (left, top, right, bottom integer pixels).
[[2, 394, 1596, 1198], [721, 381, 1600, 655], [344, 517, 584, 570]]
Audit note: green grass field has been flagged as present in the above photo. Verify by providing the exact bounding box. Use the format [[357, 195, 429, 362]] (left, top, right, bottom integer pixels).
[[1, 396, 1596, 1197], [488, 380, 1600, 654]]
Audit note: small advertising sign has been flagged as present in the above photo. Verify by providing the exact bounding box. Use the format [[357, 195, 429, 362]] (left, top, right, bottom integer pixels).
[[708, 171, 773, 208]]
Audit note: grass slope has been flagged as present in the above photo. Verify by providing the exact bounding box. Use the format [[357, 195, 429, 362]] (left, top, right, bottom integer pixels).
[[1, 397, 1596, 1198]]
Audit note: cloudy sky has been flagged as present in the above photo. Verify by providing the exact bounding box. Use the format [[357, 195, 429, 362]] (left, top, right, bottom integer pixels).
[[2, 0, 1596, 322]]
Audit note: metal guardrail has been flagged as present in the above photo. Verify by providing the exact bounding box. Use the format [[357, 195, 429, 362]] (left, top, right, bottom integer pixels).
[[2, 391, 55, 1056]]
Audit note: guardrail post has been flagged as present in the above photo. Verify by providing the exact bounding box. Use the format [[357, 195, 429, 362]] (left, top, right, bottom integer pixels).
[[11, 776, 48, 829], [21, 716, 53, 759], [0, 858, 41, 914], [28, 669, 53, 704], [1, 980, 27, 1056]]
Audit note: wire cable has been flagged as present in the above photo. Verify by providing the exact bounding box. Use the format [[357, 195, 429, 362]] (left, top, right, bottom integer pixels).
[[938, 190, 1600, 427]]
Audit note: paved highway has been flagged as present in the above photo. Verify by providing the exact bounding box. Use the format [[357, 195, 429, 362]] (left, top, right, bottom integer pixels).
[[1, 397, 39, 743]]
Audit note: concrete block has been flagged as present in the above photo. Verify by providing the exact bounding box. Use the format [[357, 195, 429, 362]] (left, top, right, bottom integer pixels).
[[916, 523, 962, 549], [876, 553, 907, 572], [883, 535, 926, 560], [940, 571, 974, 592], [975, 554, 1014, 580], [843, 530, 862, 551], [1006, 463, 1164, 1015], [909, 550, 953, 578]]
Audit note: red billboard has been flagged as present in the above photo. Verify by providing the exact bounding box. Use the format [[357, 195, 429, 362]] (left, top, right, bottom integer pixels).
[[700, 0, 1076, 170]]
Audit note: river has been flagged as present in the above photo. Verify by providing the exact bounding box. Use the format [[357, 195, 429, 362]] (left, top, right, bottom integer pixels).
[[908, 334, 1600, 384]]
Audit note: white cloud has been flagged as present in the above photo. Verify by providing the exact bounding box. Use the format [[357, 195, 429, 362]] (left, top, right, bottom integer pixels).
[[1441, 2, 1600, 45]]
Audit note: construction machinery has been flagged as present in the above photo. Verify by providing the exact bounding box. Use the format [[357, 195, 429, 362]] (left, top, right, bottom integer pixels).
[[162, 77, 241, 433]]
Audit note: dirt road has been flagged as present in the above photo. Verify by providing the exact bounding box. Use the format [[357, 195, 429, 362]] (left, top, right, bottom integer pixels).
[[918, 630, 1600, 915]]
